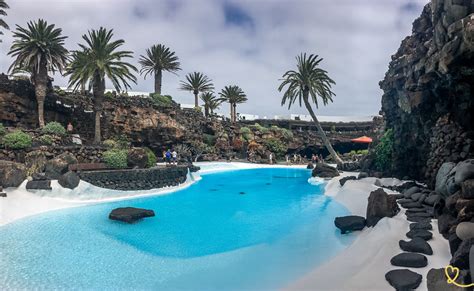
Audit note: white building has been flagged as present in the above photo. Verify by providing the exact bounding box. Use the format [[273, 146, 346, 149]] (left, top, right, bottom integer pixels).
[[237, 113, 259, 121]]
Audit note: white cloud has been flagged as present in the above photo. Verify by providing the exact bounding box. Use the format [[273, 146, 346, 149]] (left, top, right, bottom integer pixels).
[[0, 0, 427, 117]]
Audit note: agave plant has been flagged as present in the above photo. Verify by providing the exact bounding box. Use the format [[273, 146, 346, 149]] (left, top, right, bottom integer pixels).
[[179, 72, 214, 108], [278, 53, 342, 164], [0, 0, 9, 42], [139, 44, 181, 95], [200, 92, 222, 117], [8, 19, 68, 127], [219, 85, 247, 123], [67, 27, 137, 143]]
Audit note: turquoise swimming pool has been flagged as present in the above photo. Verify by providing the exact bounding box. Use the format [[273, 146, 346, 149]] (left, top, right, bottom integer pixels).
[[0, 168, 353, 290]]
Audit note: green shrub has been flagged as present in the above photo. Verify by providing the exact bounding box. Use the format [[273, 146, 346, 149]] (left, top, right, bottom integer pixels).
[[252, 123, 269, 134], [150, 93, 174, 107], [103, 149, 128, 169], [375, 129, 394, 171], [2, 130, 33, 149], [113, 135, 130, 149], [263, 138, 288, 158], [42, 122, 66, 136], [203, 134, 217, 146], [103, 139, 118, 149], [239, 127, 252, 141], [145, 147, 157, 168], [0, 123, 6, 136], [38, 135, 53, 145]]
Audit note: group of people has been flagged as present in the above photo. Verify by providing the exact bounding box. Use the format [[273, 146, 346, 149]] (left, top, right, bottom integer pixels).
[[163, 149, 178, 165], [285, 153, 324, 165]]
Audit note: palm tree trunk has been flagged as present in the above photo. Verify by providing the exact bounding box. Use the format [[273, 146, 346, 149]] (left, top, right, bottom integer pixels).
[[194, 90, 199, 108], [303, 96, 343, 164], [229, 103, 234, 122], [93, 74, 105, 144], [233, 103, 237, 122], [154, 69, 162, 95], [204, 104, 209, 117], [35, 60, 48, 128]]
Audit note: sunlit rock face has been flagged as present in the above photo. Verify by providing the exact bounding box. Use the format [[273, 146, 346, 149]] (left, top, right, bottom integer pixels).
[[379, 1, 474, 184]]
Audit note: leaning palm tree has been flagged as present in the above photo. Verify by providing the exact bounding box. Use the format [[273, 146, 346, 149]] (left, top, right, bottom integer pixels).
[[139, 44, 181, 95], [219, 85, 247, 123], [0, 0, 9, 42], [67, 27, 137, 143], [179, 72, 214, 108], [8, 19, 68, 127], [278, 53, 342, 164], [200, 92, 222, 117]]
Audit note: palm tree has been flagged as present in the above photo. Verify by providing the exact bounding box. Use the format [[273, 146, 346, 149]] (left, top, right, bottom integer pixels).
[[200, 92, 222, 117], [66, 50, 90, 94], [67, 27, 137, 143], [278, 53, 343, 164], [8, 19, 68, 128], [0, 0, 9, 42], [219, 85, 247, 123], [139, 44, 181, 95], [179, 72, 214, 108]]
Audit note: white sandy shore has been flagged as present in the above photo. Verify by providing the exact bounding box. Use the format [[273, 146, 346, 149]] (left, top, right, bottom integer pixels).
[[0, 162, 451, 291], [287, 173, 451, 291]]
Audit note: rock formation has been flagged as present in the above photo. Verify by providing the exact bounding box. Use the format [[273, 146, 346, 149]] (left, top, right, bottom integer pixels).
[[378, 1, 474, 184]]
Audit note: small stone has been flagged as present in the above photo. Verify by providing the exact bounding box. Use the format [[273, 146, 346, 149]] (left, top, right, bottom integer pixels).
[[390, 252, 428, 267], [26, 180, 52, 190], [424, 194, 441, 206], [399, 237, 433, 255], [451, 238, 474, 269], [407, 229, 433, 240], [339, 176, 357, 186], [109, 207, 155, 224], [385, 269, 422, 290], [357, 172, 368, 179], [410, 221, 433, 230], [403, 186, 420, 198], [411, 192, 423, 201], [460, 179, 474, 199], [0, 192, 6, 197], [401, 201, 423, 209]]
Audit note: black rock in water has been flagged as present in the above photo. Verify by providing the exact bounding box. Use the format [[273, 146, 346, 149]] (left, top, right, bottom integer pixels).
[[390, 252, 428, 268], [407, 229, 433, 241], [385, 269, 422, 290], [334, 215, 366, 234], [399, 238, 433, 255], [109, 207, 155, 223]]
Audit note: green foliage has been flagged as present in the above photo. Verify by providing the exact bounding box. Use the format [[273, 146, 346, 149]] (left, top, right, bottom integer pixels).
[[263, 138, 288, 158], [2, 130, 32, 149], [375, 129, 394, 171], [0, 123, 6, 136], [252, 123, 269, 134], [145, 147, 157, 168], [103, 149, 128, 169], [271, 126, 293, 140], [114, 135, 130, 149], [349, 149, 369, 156], [150, 93, 174, 107], [203, 134, 217, 146], [38, 134, 53, 145], [103, 139, 118, 149], [104, 91, 115, 99], [54, 86, 66, 96], [240, 127, 252, 141], [42, 121, 66, 136]]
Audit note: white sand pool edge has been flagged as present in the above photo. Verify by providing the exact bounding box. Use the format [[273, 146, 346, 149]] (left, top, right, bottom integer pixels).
[[286, 174, 451, 291]]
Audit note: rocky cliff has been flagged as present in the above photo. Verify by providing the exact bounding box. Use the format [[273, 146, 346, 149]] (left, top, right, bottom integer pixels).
[[379, 0, 474, 185]]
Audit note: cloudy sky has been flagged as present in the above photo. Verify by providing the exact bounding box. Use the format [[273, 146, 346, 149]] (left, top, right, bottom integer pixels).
[[0, 0, 427, 117]]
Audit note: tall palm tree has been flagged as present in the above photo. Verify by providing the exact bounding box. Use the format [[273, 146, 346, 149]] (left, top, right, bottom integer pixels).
[[66, 50, 90, 94], [200, 92, 222, 117], [278, 53, 343, 164], [8, 19, 68, 128], [0, 0, 9, 42], [139, 44, 181, 95], [67, 27, 137, 143], [179, 72, 214, 108], [219, 85, 247, 123]]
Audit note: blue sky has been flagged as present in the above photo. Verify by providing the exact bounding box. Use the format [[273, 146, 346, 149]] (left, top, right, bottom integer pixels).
[[0, 0, 427, 117]]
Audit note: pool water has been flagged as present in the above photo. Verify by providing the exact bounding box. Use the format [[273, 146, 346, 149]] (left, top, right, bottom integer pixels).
[[0, 168, 353, 290]]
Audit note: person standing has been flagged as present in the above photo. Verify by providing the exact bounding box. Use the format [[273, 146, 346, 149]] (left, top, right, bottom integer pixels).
[[269, 153, 273, 165], [172, 149, 178, 165], [165, 149, 172, 165], [67, 122, 74, 133]]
